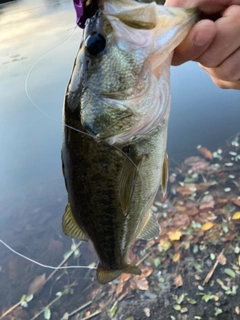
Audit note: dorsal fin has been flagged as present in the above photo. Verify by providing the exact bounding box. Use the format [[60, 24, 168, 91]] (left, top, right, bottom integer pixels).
[[62, 202, 89, 241]]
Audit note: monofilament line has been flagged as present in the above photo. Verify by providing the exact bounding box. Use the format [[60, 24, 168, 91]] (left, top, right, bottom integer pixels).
[[0, 239, 97, 270]]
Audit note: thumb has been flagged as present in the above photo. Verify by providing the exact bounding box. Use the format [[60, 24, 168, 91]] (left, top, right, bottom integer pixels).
[[171, 19, 217, 65]]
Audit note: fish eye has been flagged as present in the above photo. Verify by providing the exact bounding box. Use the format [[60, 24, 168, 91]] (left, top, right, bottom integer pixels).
[[85, 32, 106, 56]]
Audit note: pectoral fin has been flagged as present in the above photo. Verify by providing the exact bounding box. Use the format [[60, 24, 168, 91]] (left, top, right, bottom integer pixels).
[[161, 152, 168, 196], [119, 155, 143, 216], [62, 202, 89, 241], [137, 211, 160, 240], [97, 264, 141, 285]]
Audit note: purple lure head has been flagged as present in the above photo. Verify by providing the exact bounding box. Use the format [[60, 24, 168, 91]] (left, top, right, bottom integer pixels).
[[73, 0, 84, 28], [73, 0, 100, 29]]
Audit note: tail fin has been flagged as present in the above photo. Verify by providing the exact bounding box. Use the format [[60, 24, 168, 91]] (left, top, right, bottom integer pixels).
[[97, 264, 141, 285]]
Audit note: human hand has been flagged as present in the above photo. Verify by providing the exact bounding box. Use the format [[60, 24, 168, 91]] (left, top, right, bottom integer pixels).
[[165, 0, 240, 90]]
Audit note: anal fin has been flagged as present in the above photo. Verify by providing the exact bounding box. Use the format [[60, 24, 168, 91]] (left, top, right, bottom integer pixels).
[[62, 202, 89, 241], [137, 212, 160, 241]]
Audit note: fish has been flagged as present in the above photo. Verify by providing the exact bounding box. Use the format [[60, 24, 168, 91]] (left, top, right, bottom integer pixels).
[[61, 0, 197, 284]]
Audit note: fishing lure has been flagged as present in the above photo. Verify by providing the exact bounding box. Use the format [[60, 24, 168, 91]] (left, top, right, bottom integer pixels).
[[73, 0, 99, 28]]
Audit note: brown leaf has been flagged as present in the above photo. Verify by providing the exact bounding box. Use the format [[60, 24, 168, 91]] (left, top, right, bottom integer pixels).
[[232, 198, 240, 207], [186, 208, 199, 216], [28, 273, 46, 295], [141, 267, 153, 278], [217, 252, 227, 265], [199, 195, 215, 210], [134, 276, 149, 291], [184, 157, 210, 173], [198, 147, 213, 160], [174, 274, 183, 287], [173, 214, 190, 228], [176, 184, 198, 196]]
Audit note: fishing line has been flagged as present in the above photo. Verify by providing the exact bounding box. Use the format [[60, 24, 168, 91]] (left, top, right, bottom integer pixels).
[[25, 30, 141, 170], [0, 239, 97, 270]]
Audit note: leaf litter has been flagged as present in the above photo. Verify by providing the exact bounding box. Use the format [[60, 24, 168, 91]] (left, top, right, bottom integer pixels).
[[1, 133, 240, 319]]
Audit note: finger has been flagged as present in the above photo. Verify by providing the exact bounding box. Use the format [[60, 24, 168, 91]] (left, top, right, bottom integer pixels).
[[199, 47, 240, 82], [171, 20, 216, 65], [197, 5, 240, 67], [165, 0, 240, 14], [209, 76, 240, 90]]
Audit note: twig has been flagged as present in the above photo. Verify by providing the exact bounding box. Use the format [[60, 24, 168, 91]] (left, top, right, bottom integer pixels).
[[80, 310, 102, 320], [136, 251, 152, 266], [203, 249, 225, 285], [0, 241, 82, 319], [62, 300, 93, 319], [46, 241, 82, 282], [0, 301, 21, 319], [30, 294, 62, 320]]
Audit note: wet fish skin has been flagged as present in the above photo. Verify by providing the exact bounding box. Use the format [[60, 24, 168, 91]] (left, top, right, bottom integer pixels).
[[62, 0, 197, 284]]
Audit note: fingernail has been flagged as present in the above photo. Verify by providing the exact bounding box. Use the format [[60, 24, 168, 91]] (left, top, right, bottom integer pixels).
[[193, 21, 216, 46]]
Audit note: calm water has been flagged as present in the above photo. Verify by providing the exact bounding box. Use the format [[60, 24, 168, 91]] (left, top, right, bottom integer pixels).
[[0, 0, 240, 318]]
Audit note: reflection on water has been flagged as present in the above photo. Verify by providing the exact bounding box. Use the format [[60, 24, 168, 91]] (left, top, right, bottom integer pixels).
[[0, 0, 240, 319]]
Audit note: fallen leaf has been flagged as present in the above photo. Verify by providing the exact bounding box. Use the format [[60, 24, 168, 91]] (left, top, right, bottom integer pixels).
[[132, 276, 149, 291], [217, 252, 227, 265], [85, 311, 91, 317], [200, 195, 215, 210], [141, 267, 153, 278], [28, 273, 46, 295], [158, 239, 171, 251], [118, 273, 131, 283], [232, 212, 240, 220], [232, 198, 240, 207], [235, 306, 240, 315], [184, 157, 210, 173], [168, 230, 182, 241], [174, 274, 183, 288], [224, 268, 235, 278], [198, 147, 213, 160], [201, 222, 214, 231], [176, 184, 198, 196], [173, 214, 190, 228], [144, 308, 150, 318], [238, 256, 240, 266], [186, 208, 199, 216], [173, 252, 181, 262]]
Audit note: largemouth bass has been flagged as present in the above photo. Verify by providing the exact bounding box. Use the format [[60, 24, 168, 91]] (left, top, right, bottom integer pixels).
[[62, 0, 197, 284]]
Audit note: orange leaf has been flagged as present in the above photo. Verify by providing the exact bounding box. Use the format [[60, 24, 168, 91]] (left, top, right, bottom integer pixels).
[[133, 276, 149, 291], [174, 274, 183, 287], [201, 222, 214, 231], [141, 267, 153, 278], [198, 147, 213, 160], [173, 252, 181, 262], [168, 230, 182, 241], [232, 212, 240, 220]]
